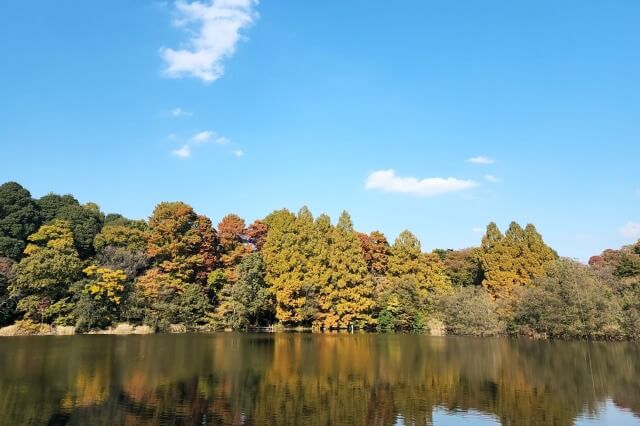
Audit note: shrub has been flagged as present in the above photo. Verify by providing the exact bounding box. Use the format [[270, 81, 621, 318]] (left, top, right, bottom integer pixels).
[[514, 259, 623, 340], [440, 286, 504, 336]]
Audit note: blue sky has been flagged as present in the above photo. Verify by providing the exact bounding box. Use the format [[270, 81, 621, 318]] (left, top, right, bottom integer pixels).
[[1, 0, 639, 261]]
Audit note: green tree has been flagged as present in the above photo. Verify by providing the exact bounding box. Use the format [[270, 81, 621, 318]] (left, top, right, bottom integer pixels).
[[12, 220, 82, 324], [213, 253, 273, 329], [55, 203, 104, 258], [0, 182, 41, 260], [515, 259, 623, 339], [0, 257, 17, 325], [439, 248, 484, 287], [37, 193, 78, 222], [376, 278, 425, 331]]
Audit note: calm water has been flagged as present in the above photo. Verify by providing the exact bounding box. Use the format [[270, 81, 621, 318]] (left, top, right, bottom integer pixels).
[[0, 334, 639, 425]]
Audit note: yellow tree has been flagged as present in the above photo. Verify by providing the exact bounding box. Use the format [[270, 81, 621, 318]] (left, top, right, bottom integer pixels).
[[480, 222, 557, 300], [387, 230, 451, 301], [318, 211, 374, 329], [83, 265, 127, 305], [262, 207, 328, 325]]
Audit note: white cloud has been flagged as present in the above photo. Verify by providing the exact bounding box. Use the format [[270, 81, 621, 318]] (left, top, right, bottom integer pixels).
[[172, 130, 239, 158], [171, 107, 192, 117], [620, 222, 640, 240], [192, 130, 214, 143], [160, 0, 258, 83], [472, 227, 484, 233], [365, 169, 479, 197], [484, 174, 501, 183], [172, 144, 191, 158], [467, 156, 495, 165]]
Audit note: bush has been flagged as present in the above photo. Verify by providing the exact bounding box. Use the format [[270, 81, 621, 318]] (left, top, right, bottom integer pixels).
[[376, 278, 427, 331], [514, 259, 623, 340], [440, 286, 504, 336]]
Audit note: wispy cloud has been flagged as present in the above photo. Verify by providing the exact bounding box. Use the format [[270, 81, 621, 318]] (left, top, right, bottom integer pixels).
[[365, 169, 479, 197], [171, 130, 242, 158], [192, 130, 214, 143], [472, 227, 484, 233], [171, 107, 192, 117], [484, 174, 502, 183], [191, 130, 230, 145], [160, 0, 259, 83], [620, 222, 640, 240], [467, 156, 495, 165], [172, 144, 191, 158]]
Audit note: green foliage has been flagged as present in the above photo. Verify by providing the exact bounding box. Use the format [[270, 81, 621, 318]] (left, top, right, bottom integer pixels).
[[37, 193, 78, 222], [439, 248, 484, 287], [212, 253, 273, 329], [0, 257, 17, 325], [55, 204, 104, 258], [0, 182, 41, 260], [12, 220, 83, 324], [514, 259, 623, 339], [375, 277, 426, 331], [440, 287, 504, 336]]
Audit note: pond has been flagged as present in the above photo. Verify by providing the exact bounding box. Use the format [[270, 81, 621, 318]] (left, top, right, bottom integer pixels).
[[0, 333, 639, 425]]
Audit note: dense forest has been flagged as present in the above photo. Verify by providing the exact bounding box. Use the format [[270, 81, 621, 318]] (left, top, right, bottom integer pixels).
[[0, 181, 639, 339]]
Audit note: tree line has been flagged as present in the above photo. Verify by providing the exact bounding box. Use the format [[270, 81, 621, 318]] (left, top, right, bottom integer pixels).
[[0, 181, 638, 339]]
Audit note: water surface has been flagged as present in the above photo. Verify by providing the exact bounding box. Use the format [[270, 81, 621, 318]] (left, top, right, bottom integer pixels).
[[0, 333, 638, 425]]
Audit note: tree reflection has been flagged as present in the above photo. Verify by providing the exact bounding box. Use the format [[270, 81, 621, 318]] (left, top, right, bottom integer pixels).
[[0, 334, 639, 425]]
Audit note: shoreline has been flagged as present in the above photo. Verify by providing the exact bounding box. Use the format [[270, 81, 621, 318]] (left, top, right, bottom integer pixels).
[[0, 322, 633, 341]]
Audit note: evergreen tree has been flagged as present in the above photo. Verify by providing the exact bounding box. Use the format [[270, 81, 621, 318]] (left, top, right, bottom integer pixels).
[[387, 230, 451, 301], [212, 253, 273, 329], [262, 207, 327, 325], [317, 211, 374, 329], [0, 182, 41, 260], [480, 222, 556, 300]]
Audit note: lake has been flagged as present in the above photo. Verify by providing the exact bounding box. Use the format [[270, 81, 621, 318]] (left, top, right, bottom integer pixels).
[[0, 333, 639, 425]]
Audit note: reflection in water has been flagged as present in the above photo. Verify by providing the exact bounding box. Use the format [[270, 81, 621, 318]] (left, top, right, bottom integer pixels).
[[0, 334, 639, 425]]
